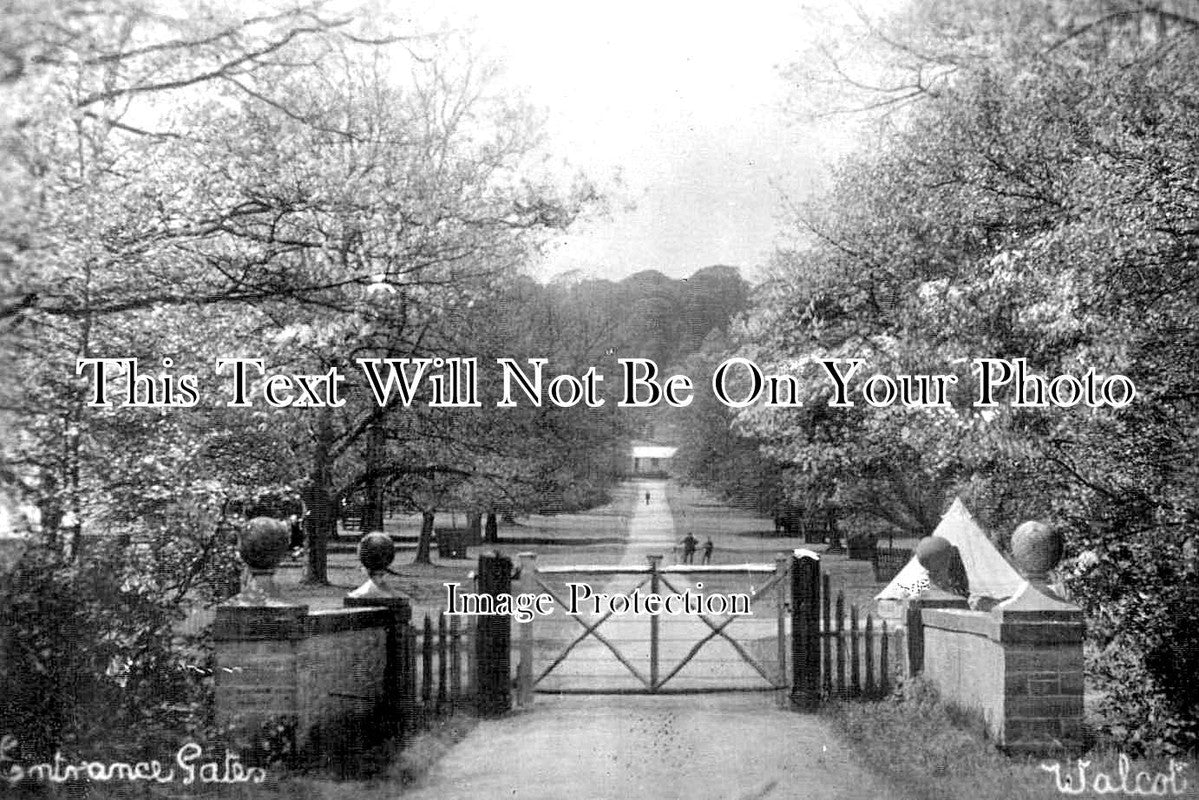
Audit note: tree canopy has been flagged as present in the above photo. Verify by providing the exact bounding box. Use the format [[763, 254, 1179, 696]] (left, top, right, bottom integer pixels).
[[0, 0, 616, 753], [711, 0, 1199, 752]]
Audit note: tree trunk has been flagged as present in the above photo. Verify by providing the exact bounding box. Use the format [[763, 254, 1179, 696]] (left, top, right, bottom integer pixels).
[[414, 510, 434, 564], [303, 409, 335, 585], [484, 511, 498, 543], [302, 484, 332, 585], [362, 422, 385, 532], [825, 509, 842, 552], [66, 419, 84, 561], [38, 473, 63, 553]]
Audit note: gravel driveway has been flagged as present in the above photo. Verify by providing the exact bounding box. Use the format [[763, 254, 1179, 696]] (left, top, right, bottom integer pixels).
[[400, 481, 906, 800]]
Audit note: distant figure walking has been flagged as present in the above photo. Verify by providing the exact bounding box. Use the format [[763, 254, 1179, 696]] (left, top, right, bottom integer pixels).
[[701, 538, 713, 565], [645, 491, 651, 505], [680, 532, 698, 564]]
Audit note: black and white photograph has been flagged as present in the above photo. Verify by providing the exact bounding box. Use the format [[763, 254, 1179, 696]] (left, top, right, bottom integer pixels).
[[1, 1, 1197, 798]]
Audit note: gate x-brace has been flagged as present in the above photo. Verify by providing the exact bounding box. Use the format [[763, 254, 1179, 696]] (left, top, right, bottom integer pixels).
[[513, 552, 808, 700]]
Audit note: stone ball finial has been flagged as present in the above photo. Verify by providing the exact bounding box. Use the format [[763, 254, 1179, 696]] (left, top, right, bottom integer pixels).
[[239, 517, 291, 570], [347, 531, 406, 603], [915, 535, 969, 598], [227, 516, 298, 607], [359, 531, 395, 573], [1010, 521, 1062, 580], [915, 536, 952, 571]]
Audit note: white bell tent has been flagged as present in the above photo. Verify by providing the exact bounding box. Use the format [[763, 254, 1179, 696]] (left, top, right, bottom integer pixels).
[[874, 497, 1026, 622]]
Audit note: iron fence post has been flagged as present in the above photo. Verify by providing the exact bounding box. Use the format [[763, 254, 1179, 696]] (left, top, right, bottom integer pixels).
[[791, 548, 821, 711], [648, 554, 662, 691], [775, 553, 789, 704], [475, 552, 512, 716], [517, 552, 537, 706]]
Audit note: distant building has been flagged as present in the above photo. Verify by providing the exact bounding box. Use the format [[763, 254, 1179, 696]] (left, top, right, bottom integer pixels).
[[630, 441, 677, 476]]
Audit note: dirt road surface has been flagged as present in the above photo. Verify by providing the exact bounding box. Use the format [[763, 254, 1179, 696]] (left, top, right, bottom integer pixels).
[[401, 692, 904, 800], [400, 480, 906, 800]]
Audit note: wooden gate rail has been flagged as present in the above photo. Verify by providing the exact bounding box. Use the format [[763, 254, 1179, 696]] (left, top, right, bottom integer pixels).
[[512, 550, 897, 705], [533, 564, 781, 575], [530, 572, 654, 688], [656, 572, 779, 688], [519, 553, 789, 697]]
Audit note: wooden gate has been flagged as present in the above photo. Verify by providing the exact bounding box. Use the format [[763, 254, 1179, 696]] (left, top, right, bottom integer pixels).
[[513, 550, 824, 699]]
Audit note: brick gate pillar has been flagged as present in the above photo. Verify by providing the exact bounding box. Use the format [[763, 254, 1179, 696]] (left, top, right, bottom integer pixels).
[[213, 518, 308, 757], [994, 521, 1085, 754], [344, 532, 412, 737], [918, 521, 1085, 755]]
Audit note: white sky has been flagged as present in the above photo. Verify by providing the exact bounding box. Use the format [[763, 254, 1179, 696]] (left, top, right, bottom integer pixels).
[[408, 1, 901, 283]]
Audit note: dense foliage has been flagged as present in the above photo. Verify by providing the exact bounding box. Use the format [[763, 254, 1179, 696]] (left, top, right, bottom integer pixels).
[[0, 0, 617, 751], [0, 545, 220, 760], [0, 0, 755, 756], [719, 0, 1199, 752]]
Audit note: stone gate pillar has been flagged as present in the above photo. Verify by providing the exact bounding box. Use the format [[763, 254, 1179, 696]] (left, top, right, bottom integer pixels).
[[344, 532, 411, 737], [213, 518, 308, 758], [993, 522, 1085, 755], [917, 521, 1085, 755]]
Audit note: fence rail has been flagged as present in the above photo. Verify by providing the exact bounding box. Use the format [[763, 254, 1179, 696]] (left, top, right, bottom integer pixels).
[[535, 563, 778, 575], [403, 565, 900, 725], [403, 613, 475, 731], [818, 573, 901, 700]]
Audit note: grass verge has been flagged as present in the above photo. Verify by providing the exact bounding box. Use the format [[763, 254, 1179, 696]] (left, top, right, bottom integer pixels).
[[827, 678, 1196, 800]]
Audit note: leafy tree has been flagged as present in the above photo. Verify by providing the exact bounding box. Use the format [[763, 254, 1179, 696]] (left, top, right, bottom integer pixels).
[[0, 0, 599, 752], [669, 335, 784, 516], [370, 278, 631, 563], [745, 0, 1199, 752]]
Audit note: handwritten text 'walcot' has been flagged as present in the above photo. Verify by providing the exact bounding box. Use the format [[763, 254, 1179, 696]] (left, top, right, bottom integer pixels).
[[75, 356, 1136, 411]]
